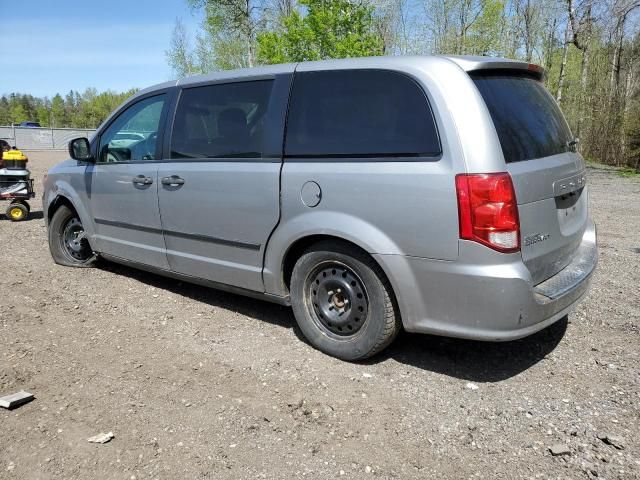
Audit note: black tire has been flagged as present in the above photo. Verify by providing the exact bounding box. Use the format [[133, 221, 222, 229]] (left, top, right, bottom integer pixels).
[[290, 241, 401, 361], [21, 200, 31, 213], [6, 202, 28, 221], [48, 204, 96, 267]]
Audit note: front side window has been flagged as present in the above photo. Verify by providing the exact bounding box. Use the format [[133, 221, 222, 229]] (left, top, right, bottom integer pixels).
[[285, 70, 441, 158], [98, 95, 165, 163], [170, 80, 274, 159]]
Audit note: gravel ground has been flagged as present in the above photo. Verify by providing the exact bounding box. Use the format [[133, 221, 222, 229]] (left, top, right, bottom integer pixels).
[[1, 151, 638, 480]]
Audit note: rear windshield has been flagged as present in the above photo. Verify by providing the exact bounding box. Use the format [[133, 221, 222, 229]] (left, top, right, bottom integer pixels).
[[471, 71, 573, 163]]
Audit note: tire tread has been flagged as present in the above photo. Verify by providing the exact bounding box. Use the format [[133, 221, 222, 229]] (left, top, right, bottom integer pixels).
[[296, 240, 401, 360], [48, 204, 96, 268]]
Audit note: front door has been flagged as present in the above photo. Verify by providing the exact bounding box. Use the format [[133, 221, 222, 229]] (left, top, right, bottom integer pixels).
[[89, 94, 169, 270], [157, 79, 284, 291]]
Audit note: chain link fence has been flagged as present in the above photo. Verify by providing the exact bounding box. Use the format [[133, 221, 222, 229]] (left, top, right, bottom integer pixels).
[[0, 126, 96, 150]]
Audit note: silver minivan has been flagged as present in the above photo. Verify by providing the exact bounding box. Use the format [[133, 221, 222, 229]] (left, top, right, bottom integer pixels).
[[44, 55, 597, 360]]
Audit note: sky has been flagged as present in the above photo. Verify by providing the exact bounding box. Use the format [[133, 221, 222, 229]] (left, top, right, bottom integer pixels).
[[0, 0, 201, 97]]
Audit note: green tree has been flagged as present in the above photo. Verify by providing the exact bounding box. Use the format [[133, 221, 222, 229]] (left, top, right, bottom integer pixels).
[[36, 98, 50, 127], [257, 0, 384, 63], [9, 102, 27, 124], [20, 95, 37, 122], [0, 96, 11, 125], [50, 94, 66, 128], [0, 88, 138, 129], [626, 101, 640, 170], [166, 19, 198, 77], [166, 0, 265, 75], [65, 90, 78, 127], [466, 0, 504, 55]]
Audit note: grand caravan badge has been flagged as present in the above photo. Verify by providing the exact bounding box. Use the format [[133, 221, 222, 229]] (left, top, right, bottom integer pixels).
[[524, 233, 551, 247]]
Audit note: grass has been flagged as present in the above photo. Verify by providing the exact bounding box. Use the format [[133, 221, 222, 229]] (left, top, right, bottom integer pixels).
[[618, 167, 639, 178], [584, 158, 639, 177]]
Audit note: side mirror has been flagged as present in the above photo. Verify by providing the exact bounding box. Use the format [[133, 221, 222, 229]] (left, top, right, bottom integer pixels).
[[69, 137, 94, 162]]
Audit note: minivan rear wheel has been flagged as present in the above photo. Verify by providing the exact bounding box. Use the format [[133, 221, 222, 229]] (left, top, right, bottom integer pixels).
[[48, 205, 96, 267], [290, 241, 400, 360]]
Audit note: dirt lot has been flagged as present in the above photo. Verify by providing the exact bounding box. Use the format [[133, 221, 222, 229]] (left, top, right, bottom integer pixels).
[[1, 151, 638, 480]]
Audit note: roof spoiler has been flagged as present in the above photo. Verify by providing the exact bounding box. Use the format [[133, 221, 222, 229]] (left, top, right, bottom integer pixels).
[[442, 55, 546, 80]]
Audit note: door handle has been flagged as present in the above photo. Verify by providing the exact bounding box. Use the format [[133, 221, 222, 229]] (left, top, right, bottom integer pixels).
[[161, 175, 185, 186], [132, 175, 153, 185]]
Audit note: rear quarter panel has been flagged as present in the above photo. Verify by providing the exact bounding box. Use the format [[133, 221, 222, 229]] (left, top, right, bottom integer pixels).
[[263, 58, 482, 296]]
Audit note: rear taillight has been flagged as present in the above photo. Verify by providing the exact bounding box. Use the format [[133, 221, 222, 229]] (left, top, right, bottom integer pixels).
[[455, 173, 520, 253]]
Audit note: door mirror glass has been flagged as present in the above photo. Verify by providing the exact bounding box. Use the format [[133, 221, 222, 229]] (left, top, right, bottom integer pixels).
[[69, 137, 93, 162]]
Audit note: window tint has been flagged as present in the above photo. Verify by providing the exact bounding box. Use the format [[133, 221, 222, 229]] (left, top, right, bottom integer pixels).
[[171, 81, 274, 159], [471, 72, 573, 163], [285, 70, 440, 158], [98, 95, 165, 163]]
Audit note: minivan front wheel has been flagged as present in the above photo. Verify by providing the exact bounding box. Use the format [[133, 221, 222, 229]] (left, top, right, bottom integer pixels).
[[48, 205, 96, 267], [290, 241, 400, 360]]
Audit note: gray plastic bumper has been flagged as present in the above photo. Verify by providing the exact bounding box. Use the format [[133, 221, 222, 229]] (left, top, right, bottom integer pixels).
[[375, 220, 597, 341]]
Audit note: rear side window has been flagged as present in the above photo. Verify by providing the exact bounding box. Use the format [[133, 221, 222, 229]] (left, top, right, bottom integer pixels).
[[471, 72, 573, 163], [285, 70, 441, 158], [171, 80, 273, 159]]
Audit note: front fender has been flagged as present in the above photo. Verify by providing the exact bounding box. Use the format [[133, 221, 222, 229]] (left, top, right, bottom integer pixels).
[[263, 210, 404, 296], [45, 179, 96, 242]]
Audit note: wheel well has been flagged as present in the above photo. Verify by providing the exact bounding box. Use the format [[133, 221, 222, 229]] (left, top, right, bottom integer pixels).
[[47, 195, 76, 222], [282, 235, 378, 291]]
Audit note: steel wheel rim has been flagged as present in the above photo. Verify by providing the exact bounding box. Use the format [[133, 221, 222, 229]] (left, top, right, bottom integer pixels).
[[62, 217, 91, 261], [306, 261, 369, 337]]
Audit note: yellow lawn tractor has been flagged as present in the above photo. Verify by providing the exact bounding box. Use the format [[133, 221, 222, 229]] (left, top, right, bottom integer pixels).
[[1, 142, 35, 221]]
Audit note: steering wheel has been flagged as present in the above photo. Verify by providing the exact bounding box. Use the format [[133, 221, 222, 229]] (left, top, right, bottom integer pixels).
[[106, 150, 124, 163]]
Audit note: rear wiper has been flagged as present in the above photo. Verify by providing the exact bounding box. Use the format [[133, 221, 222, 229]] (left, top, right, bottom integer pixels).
[[566, 138, 579, 151]]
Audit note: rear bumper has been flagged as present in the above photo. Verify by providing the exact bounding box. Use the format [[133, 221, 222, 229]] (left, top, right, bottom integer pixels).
[[374, 220, 597, 341]]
